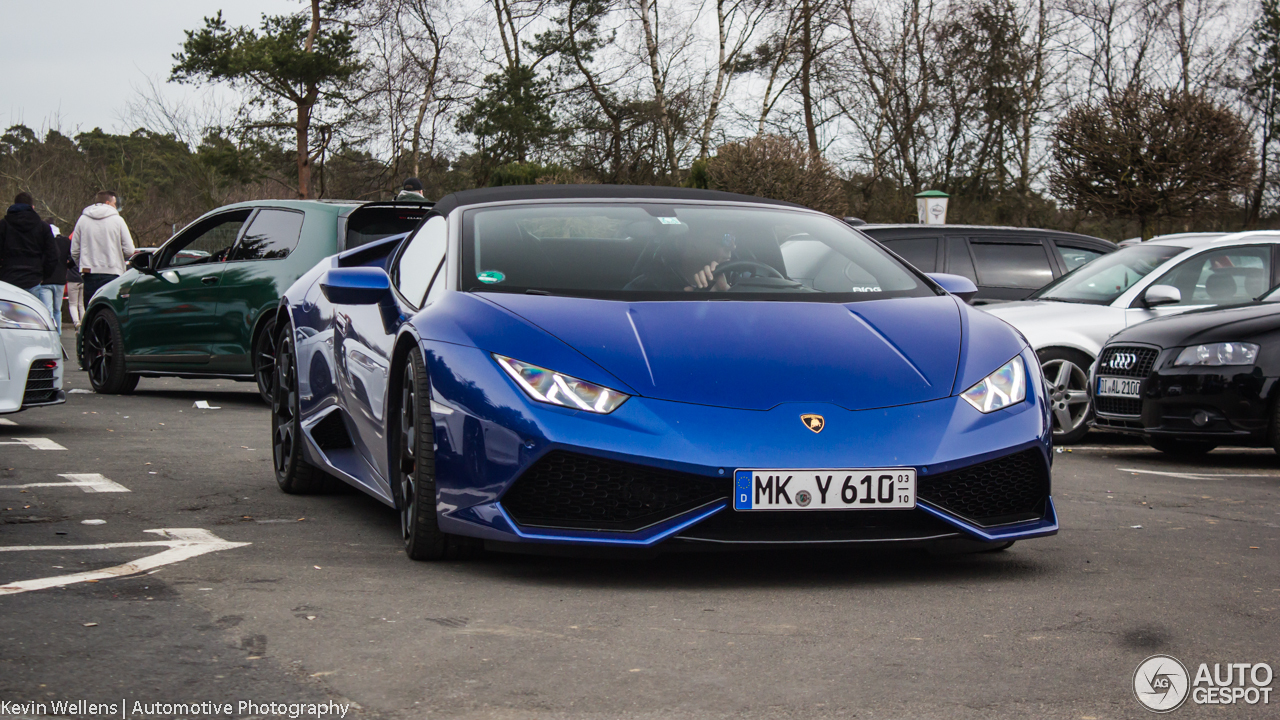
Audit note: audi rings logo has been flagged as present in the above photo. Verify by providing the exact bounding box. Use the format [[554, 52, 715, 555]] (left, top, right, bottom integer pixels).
[[1109, 352, 1138, 370]]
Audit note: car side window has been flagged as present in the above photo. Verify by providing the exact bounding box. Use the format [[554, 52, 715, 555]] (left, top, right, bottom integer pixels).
[[1056, 244, 1104, 272], [945, 237, 977, 281], [162, 211, 252, 268], [884, 237, 938, 272], [396, 215, 447, 307], [230, 209, 305, 261], [1152, 246, 1272, 306], [969, 240, 1054, 288]]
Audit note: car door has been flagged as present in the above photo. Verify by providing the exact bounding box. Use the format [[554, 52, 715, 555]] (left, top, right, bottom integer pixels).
[[1125, 244, 1275, 326], [123, 210, 251, 366], [337, 215, 447, 481], [967, 236, 1057, 303], [207, 208, 306, 374]]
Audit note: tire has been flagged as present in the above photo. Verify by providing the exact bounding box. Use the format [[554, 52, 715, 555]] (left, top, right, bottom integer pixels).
[[252, 315, 277, 405], [83, 310, 138, 394], [1146, 437, 1217, 457], [271, 320, 327, 493], [1038, 348, 1093, 445], [395, 347, 457, 561]]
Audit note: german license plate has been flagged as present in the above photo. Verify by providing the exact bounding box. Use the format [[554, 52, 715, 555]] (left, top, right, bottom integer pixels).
[[1097, 377, 1141, 398], [733, 469, 916, 511]]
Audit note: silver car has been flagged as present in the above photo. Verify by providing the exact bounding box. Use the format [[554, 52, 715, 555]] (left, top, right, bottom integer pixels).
[[0, 281, 65, 414], [985, 231, 1278, 442]]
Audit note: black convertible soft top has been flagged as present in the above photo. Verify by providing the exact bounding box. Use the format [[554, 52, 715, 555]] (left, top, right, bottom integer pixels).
[[430, 184, 805, 216]]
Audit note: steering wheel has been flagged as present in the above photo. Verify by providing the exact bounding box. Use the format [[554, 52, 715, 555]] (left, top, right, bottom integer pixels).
[[701, 260, 785, 290]]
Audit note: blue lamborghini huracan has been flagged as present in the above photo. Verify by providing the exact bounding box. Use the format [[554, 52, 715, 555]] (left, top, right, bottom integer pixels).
[[269, 185, 1057, 560]]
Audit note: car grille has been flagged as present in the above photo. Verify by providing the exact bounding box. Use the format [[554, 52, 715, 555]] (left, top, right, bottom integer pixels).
[[1094, 345, 1159, 417], [22, 363, 57, 405], [917, 449, 1049, 526], [1097, 345, 1159, 378], [501, 451, 729, 532], [1095, 396, 1143, 416]]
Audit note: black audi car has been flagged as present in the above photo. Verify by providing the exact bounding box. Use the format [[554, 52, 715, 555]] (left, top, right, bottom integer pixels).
[[1090, 293, 1280, 455]]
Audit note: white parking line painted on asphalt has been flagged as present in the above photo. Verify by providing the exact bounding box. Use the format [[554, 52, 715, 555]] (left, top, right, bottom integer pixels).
[[0, 473, 130, 493], [1119, 467, 1280, 480], [0, 418, 17, 425], [0, 528, 250, 596], [0, 437, 67, 450]]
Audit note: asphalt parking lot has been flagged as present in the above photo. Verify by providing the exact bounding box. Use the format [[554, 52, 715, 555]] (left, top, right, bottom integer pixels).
[[1, 350, 1277, 720]]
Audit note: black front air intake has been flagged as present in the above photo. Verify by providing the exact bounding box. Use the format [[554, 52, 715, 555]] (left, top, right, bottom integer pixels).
[[501, 451, 729, 532], [917, 449, 1050, 526], [22, 362, 57, 405]]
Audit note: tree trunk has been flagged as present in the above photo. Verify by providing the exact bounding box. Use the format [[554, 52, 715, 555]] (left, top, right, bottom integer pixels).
[[800, 0, 817, 154], [296, 101, 312, 199], [638, 0, 678, 175], [698, 0, 730, 160], [1249, 98, 1271, 229]]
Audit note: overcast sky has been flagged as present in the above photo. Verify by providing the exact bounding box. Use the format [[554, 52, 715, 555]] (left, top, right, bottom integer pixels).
[[2, 0, 300, 135]]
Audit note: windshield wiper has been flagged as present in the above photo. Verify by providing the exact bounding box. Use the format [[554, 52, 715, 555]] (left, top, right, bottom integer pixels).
[[525, 289, 552, 296]]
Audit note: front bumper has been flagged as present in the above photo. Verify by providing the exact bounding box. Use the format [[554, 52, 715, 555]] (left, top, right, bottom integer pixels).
[[1092, 344, 1273, 445], [426, 343, 1056, 548], [0, 328, 65, 414]]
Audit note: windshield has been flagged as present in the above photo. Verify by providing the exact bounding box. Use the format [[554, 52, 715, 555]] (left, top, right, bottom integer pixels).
[[460, 203, 934, 301], [1032, 244, 1186, 304]]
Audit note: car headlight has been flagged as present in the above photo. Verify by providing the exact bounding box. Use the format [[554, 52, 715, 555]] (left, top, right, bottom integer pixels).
[[494, 354, 630, 414], [1173, 342, 1259, 367], [961, 356, 1026, 413], [0, 300, 51, 330]]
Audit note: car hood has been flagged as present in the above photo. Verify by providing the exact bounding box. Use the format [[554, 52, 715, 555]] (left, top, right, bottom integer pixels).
[[983, 299, 1125, 350], [477, 293, 963, 411], [1113, 302, 1280, 347]]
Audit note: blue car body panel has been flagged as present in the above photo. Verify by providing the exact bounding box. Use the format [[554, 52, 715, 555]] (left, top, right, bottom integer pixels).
[[276, 192, 1057, 552]]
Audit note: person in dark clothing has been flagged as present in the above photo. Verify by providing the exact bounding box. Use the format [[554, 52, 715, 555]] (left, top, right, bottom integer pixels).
[[36, 217, 73, 333], [625, 230, 737, 291], [0, 192, 59, 300]]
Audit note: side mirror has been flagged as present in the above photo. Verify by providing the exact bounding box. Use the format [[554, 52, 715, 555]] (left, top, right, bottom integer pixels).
[[320, 267, 393, 305], [128, 252, 152, 272], [927, 273, 978, 304], [1143, 284, 1181, 308]]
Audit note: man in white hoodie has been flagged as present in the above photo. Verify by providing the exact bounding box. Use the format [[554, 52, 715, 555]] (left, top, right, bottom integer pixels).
[[71, 191, 136, 300]]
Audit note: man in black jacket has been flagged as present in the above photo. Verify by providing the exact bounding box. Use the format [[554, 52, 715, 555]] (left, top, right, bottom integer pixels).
[[0, 192, 58, 298]]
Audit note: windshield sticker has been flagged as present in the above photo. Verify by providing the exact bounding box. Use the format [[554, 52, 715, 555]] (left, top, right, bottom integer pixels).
[[656, 216, 682, 225], [477, 270, 506, 284], [850, 286, 882, 292]]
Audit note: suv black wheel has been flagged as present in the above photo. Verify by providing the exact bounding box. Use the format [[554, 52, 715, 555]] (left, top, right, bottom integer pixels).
[[83, 310, 139, 394], [253, 316, 277, 405], [272, 320, 327, 493], [395, 347, 457, 560]]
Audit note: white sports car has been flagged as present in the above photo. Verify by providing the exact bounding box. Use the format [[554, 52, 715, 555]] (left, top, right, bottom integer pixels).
[[986, 231, 1280, 442], [0, 281, 64, 414]]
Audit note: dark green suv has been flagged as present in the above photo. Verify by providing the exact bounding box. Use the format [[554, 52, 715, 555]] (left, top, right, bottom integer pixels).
[[78, 200, 429, 401]]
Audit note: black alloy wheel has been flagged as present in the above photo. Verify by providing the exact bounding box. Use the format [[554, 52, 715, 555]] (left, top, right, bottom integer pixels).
[[83, 310, 138, 394], [396, 347, 455, 560], [272, 321, 326, 493], [253, 316, 278, 405]]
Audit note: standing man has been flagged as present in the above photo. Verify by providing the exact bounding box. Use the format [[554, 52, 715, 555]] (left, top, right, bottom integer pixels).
[[36, 218, 73, 334], [0, 192, 58, 300], [396, 177, 429, 202], [72, 191, 135, 300]]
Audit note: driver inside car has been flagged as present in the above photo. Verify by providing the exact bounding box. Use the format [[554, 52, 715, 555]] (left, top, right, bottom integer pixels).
[[626, 230, 737, 291]]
